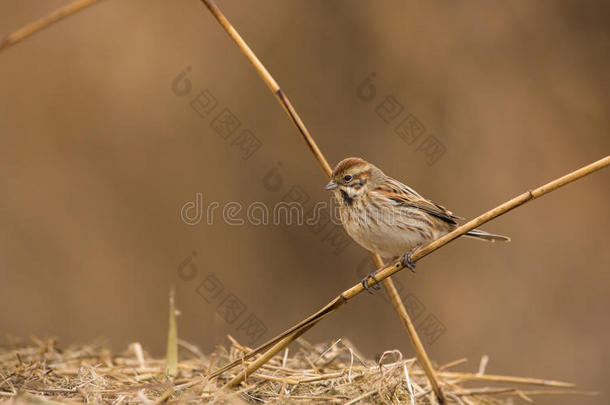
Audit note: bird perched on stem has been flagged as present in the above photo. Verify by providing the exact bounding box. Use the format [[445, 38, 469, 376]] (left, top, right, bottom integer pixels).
[[325, 157, 510, 291]]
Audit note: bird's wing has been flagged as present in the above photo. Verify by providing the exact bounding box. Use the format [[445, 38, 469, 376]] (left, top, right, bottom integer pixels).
[[373, 178, 463, 224]]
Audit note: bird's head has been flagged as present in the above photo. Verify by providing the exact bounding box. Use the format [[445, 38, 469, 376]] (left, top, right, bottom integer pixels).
[[325, 157, 384, 202]]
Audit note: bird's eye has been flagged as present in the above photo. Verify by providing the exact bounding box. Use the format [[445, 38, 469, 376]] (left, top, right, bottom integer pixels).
[[344, 175, 352, 182]]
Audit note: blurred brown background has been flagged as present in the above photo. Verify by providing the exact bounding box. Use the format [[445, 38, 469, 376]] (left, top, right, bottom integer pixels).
[[1, 1, 609, 403]]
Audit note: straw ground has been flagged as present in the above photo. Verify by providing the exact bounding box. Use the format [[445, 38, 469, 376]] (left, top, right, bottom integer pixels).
[[1, 335, 591, 404]]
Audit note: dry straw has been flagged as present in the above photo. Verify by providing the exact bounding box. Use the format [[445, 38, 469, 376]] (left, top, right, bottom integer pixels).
[[0, 0, 106, 53], [1, 337, 594, 404]]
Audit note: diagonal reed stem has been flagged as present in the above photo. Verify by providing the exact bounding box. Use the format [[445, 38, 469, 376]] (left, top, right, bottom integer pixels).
[[199, 0, 447, 401], [0, 0, 106, 53]]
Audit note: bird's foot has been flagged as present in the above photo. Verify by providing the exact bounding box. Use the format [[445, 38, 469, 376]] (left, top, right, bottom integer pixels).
[[361, 271, 382, 294], [400, 247, 418, 273]]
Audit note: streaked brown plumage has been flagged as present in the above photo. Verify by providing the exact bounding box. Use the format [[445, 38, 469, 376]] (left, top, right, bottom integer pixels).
[[325, 158, 509, 273]]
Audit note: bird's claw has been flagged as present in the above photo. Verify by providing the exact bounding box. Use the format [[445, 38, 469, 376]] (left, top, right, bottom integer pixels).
[[400, 248, 418, 273], [361, 272, 382, 294]]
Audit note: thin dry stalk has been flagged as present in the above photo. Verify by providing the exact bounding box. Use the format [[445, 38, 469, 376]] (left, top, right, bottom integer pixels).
[[438, 358, 468, 371], [165, 287, 178, 378], [378, 253, 446, 402], [435, 371, 574, 387], [199, 0, 447, 401], [0, 0, 106, 53], [223, 325, 313, 389], [199, 0, 331, 176]]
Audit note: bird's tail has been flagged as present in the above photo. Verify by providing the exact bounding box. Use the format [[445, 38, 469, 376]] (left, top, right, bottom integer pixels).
[[464, 229, 511, 242]]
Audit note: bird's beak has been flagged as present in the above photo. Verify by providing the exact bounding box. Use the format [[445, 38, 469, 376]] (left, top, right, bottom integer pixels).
[[325, 180, 338, 190]]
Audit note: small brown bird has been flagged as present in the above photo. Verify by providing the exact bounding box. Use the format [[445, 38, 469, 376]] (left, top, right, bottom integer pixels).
[[325, 157, 509, 290]]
